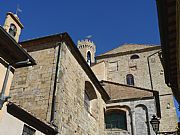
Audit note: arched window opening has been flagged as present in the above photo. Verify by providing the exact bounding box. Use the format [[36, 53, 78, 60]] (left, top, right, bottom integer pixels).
[[105, 110, 127, 130], [9, 24, 17, 37], [130, 54, 139, 59], [84, 81, 97, 112], [126, 74, 134, 86], [87, 51, 91, 66]]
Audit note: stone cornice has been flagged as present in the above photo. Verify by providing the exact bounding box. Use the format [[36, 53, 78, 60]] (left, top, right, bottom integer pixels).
[[96, 46, 161, 60]]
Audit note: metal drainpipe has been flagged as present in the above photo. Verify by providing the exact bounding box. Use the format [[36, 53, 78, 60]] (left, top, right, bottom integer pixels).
[[50, 42, 62, 123], [0, 59, 30, 109], [0, 64, 12, 109], [147, 51, 162, 120], [145, 108, 151, 135]]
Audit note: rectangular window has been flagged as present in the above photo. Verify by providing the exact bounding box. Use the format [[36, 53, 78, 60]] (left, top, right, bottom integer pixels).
[[108, 61, 118, 72], [22, 124, 36, 135]]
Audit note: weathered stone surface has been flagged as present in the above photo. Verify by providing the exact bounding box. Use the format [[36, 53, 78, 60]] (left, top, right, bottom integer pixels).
[[10, 39, 178, 135], [105, 98, 156, 135], [10, 41, 106, 135], [96, 44, 177, 132], [55, 43, 106, 135], [10, 46, 56, 121]]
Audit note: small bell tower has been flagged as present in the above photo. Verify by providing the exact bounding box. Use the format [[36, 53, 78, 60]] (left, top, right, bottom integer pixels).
[[3, 12, 24, 42], [77, 38, 96, 66]]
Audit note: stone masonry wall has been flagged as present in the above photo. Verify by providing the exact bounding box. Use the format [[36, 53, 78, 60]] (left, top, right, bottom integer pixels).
[[97, 45, 177, 132], [10, 42, 57, 121], [105, 99, 156, 135], [91, 61, 107, 81], [54, 43, 106, 135], [10, 40, 107, 135]]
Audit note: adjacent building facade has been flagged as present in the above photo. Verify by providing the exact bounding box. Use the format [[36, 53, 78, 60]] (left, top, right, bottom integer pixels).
[[156, 0, 180, 104], [0, 12, 56, 135], [92, 44, 177, 133]]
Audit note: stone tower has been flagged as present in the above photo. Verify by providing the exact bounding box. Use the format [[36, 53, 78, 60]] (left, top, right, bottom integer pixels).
[[3, 12, 23, 42], [77, 39, 96, 66]]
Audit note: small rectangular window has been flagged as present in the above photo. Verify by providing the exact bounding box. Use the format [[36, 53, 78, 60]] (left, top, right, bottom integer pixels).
[[108, 61, 118, 72], [22, 124, 36, 135]]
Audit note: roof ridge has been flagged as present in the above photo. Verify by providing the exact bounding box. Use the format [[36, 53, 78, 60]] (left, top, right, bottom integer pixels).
[[98, 43, 159, 56], [19, 32, 66, 43], [96, 45, 161, 59]]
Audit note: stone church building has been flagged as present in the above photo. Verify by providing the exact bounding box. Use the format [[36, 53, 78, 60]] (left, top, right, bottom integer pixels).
[[79, 40, 177, 134], [1, 12, 177, 135]]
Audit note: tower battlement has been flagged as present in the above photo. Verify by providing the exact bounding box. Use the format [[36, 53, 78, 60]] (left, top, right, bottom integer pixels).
[[77, 39, 96, 65], [77, 39, 95, 50]]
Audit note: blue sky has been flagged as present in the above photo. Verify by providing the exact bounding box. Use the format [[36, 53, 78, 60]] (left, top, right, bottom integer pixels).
[[0, 0, 160, 55], [1, 0, 179, 120]]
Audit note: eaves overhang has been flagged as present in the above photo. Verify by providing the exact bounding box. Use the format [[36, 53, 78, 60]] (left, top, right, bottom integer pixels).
[[0, 26, 36, 68], [7, 102, 58, 135], [156, 0, 180, 103]]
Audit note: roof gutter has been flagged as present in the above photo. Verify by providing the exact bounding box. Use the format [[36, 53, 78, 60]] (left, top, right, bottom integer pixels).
[[0, 26, 36, 67]]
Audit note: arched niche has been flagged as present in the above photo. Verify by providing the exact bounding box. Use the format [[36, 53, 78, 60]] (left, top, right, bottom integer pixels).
[[85, 81, 97, 100], [135, 104, 151, 135], [84, 81, 98, 117]]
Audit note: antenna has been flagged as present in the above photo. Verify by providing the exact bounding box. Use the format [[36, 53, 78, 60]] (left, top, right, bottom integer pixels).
[[16, 4, 22, 16]]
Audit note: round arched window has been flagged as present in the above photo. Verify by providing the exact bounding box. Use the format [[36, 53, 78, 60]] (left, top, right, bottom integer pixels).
[[9, 24, 17, 37], [126, 74, 134, 86], [87, 51, 91, 65], [130, 54, 139, 59], [105, 110, 127, 130]]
